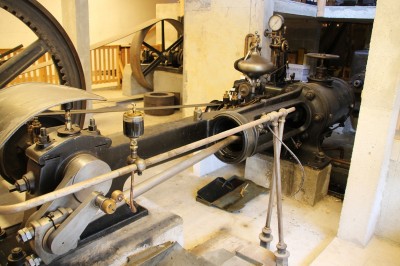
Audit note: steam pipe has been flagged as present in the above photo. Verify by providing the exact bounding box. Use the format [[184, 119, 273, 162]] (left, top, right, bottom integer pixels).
[[0, 107, 295, 214]]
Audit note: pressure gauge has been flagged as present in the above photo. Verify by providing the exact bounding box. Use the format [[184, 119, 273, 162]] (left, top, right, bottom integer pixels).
[[268, 14, 284, 31]]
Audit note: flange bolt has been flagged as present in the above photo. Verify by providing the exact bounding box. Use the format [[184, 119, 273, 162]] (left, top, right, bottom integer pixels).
[[88, 118, 98, 132]]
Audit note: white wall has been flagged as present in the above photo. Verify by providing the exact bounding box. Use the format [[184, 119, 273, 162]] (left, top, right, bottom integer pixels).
[[337, 0, 400, 246], [375, 138, 400, 243], [182, 0, 273, 113], [88, 0, 177, 46], [0, 0, 62, 48], [156, 3, 183, 48], [0, 0, 177, 48]]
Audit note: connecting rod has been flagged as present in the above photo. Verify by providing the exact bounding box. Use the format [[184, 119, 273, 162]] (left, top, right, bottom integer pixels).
[[0, 107, 295, 215]]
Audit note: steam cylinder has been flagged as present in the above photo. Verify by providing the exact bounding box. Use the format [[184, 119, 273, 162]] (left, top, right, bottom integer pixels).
[[211, 77, 354, 164]]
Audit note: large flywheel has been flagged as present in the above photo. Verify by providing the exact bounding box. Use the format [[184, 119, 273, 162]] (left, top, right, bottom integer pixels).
[[130, 18, 183, 90], [0, 0, 87, 183], [0, 0, 86, 124]]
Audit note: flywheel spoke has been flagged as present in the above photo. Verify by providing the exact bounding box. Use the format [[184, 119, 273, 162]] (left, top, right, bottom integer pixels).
[[165, 37, 184, 53], [142, 37, 183, 78], [161, 20, 165, 51], [0, 39, 48, 88], [143, 41, 164, 58], [143, 56, 164, 76]]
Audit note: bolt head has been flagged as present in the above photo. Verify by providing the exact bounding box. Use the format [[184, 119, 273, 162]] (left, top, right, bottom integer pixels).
[[16, 227, 33, 243], [26, 254, 42, 266], [10, 247, 25, 260], [313, 113, 324, 122], [15, 179, 27, 192], [305, 91, 315, 100]]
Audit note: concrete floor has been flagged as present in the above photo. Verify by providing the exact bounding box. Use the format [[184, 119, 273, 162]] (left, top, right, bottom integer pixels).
[[1, 85, 400, 265]]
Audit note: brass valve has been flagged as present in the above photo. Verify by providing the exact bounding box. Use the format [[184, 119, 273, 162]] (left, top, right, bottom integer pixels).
[[95, 194, 117, 215]]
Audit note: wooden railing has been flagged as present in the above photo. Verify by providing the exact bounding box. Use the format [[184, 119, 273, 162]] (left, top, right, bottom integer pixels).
[[1, 45, 132, 87], [91, 45, 120, 85]]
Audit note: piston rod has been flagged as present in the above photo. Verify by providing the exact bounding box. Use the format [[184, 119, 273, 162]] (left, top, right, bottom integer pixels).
[[0, 107, 294, 214]]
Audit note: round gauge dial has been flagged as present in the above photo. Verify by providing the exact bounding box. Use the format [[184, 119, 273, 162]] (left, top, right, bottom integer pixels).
[[268, 14, 284, 31]]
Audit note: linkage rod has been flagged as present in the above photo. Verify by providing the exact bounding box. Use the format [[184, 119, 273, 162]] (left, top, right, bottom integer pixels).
[[126, 136, 238, 199]]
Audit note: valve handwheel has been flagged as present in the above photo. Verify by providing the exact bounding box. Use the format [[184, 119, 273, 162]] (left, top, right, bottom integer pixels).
[[306, 53, 339, 83]]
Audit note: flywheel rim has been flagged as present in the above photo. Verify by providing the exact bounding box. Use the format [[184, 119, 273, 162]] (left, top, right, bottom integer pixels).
[[0, 0, 86, 125], [0, 0, 87, 183]]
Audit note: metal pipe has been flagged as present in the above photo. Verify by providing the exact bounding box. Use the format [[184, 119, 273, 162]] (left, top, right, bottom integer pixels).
[[331, 158, 351, 167], [275, 109, 288, 254], [125, 136, 238, 199], [0, 164, 139, 214], [259, 116, 279, 249], [265, 118, 279, 228], [0, 107, 295, 214]]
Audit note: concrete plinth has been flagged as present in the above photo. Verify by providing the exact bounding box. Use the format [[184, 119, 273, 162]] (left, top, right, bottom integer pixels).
[[193, 154, 227, 177], [122, 64, 153, 96], [55, 197, 183, 265], [122, 65, 183, 104], [244, 153, 331, 206], [154, 70, 183, 104]]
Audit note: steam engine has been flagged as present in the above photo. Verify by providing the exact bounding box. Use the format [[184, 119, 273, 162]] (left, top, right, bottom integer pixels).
[[0, 4, 354, 265]]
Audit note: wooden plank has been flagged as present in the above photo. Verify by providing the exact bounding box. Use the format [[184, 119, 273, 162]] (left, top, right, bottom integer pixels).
[[95, 48, 99, 83], [107, 46, 111, 81], [111, 46, 115, 81]]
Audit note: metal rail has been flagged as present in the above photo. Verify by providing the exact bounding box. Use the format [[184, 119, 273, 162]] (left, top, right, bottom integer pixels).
[[0, 107, 294, 214]]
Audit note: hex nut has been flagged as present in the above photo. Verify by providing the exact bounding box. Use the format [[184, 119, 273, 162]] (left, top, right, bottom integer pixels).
[[26, 254, 42, 266], [16, 227, 34, 243]]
